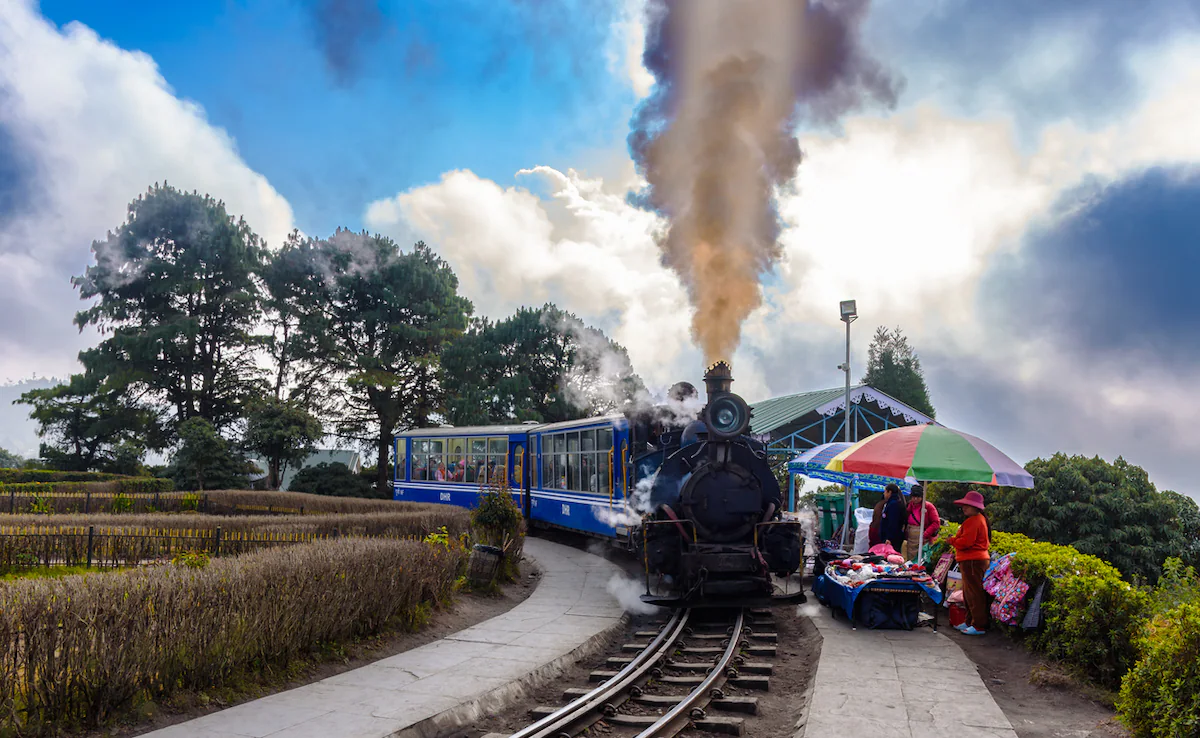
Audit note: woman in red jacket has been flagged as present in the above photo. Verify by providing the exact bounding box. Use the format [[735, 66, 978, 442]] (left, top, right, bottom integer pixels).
[[902, 484, 940, 562], [948, 490, 990, 635]]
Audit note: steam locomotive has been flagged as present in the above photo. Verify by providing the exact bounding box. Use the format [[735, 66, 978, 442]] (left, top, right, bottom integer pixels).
[[392, 362, 804, 609], [631, 362, 806, 608]]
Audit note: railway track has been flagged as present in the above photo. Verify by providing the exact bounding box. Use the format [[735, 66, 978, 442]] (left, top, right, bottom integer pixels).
[[491, 607, 777, 738]]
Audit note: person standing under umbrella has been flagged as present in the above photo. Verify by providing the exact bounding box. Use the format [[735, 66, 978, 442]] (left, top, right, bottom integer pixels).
[[948, 490, 990, 635], [879, 483, 907, 553], [903, 484, 941, 562]]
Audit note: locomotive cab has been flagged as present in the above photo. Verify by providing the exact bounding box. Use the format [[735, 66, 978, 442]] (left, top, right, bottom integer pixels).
[[639, 362, 805, 608]]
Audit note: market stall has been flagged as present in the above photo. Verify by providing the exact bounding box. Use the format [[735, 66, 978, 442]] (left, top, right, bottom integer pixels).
[[809, 424, 1035, 631], [813, 549, 943, 630]]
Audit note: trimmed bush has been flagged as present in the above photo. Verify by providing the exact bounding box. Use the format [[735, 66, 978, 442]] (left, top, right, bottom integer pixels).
[[0, 537, 465, 732], [0, 507, 471, 541], [1118, 601, 1200, 737], [931, 522, 1150, 690], [1032, 573, 1151, 690], [0, 469, 125, 483]]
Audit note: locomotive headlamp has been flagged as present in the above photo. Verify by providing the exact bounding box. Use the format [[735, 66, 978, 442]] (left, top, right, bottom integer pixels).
[[705, 393, 751, 440]]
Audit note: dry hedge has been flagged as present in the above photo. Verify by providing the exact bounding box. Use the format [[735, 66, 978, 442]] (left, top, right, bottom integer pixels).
[[0, 508, 471, 538], [201, 490, 415, 515], [0, 537, 465, 732], [0, 488, 442, 517]]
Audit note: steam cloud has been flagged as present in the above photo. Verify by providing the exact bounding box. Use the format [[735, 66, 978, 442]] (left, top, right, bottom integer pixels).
[[629, 0, 900, 364]]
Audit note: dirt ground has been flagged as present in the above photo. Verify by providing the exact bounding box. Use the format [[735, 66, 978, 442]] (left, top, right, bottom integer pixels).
[[92, 563, 539, 737], [458, 604, 822, 738], [946, 627, 1130, 738]]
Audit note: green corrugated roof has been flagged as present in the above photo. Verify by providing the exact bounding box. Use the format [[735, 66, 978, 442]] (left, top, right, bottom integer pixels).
[[750, 385, 865, 435]]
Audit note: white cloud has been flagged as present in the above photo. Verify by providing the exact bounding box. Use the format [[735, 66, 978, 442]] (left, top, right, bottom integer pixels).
[[0, 0, 294, 380], [364, 166, 698, 387], [605, 0, 654, 99]]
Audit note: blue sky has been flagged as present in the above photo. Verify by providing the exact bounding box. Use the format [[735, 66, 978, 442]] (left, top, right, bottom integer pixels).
[[37, 0, 638, 238], [4, 0, 1200, 495]]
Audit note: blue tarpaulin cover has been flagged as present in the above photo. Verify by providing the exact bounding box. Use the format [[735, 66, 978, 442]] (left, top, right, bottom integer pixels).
[[813, 571, 943, 624]]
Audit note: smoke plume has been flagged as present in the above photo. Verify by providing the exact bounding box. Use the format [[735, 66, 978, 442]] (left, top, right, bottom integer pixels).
[[628, 0, 900, 363]]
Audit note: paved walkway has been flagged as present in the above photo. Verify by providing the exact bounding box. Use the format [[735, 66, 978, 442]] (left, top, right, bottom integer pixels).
[[799, 605, 1019, 738], [142, 537, 626, 738]]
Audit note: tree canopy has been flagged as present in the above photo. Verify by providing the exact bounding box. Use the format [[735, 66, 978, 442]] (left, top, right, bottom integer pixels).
[[18, 373, 152, 472], [287, 231, 473, 495], [442, 304, 644, 426], [171, 417, 252, 491], [988, 453, 1189, 583], [242, 398, 323, 490], [861, 326, 935, 418], [72, 184, 266, 439]]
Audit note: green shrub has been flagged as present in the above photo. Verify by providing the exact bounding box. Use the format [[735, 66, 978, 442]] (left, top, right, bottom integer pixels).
[[287, 462, 377, 498], [1118, 601, 1200, 737], [471, 479, 525, 582], [1032, 573, 1151, 690], [931, 522, 1149, 690]]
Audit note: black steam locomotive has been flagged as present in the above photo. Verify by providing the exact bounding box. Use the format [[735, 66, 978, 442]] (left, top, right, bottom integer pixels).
[[628, 362, 805, 608]]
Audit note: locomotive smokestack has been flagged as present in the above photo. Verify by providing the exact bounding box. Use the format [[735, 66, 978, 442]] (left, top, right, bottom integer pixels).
[[703, 361, 734, 400]]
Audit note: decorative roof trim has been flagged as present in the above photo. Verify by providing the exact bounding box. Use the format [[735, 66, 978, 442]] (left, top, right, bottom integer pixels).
[[815, 386, 934, 426]]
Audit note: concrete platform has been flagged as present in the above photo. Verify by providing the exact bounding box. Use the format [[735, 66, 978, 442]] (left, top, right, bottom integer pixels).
[[140, 537, 627, 738], [796, 604, 1019, 738]]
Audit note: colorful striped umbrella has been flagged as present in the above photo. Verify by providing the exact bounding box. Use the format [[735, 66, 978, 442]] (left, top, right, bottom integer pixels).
[[825, 424, 1034, 489]]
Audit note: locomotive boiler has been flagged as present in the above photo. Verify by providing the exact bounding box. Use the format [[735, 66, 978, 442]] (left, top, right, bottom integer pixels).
[[631, 362, 805, 607]]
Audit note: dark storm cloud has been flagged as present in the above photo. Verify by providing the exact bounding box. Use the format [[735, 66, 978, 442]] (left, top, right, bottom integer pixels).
[[983, 166, 1200, 366], [867, 0, 1200, 130], [923, 351, 1198, 497], [302, 0, 386, 86], [0, 120, 36, 225]]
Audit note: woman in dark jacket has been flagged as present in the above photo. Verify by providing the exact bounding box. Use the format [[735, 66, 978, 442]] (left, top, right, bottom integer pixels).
[[879, 483, 907, 552]]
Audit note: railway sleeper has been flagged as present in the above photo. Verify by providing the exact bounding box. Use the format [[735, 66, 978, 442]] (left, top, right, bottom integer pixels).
[[677, 645, 777, 657], [589, 670, 770, 691], [560, 688, 758, 714], [641, 630, 777, 643], [604, 656, 773, 675], [528, 707, 744, 735]]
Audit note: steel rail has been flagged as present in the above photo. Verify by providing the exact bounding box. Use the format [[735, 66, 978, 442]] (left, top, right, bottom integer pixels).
[[633, 609, 747, 738], [506, 609, 691, 738]]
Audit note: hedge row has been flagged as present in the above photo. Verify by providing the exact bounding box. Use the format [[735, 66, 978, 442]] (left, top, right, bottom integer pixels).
[[0, 507, 471, 538], [932, 525, 1197, 736], [201, 489, 415, 515], [0, 537, 465, 733], [0, 487, 425, 516], [0, 469, 126, 484], [0, 480, 176, 514]]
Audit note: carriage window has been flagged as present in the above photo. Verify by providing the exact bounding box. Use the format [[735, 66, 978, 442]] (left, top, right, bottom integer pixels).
[[581, 430, 595, 452], [412, 439, 429, 481], [429, 439, 446, 481], [446, 438, 466, 482], [599, 452, 610, 495], [541, 439, 551, 489], [566, 432, 580, 453], [514, 445, 524, 488], [601, 428, 613, 451], [397, 439, 407, 480]]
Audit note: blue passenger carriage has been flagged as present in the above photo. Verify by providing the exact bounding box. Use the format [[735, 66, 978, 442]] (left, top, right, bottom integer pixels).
[[393, 414, 637, 542]]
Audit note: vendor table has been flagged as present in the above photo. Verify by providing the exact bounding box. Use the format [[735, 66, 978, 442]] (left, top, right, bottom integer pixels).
[[813, 572, 943, 631]]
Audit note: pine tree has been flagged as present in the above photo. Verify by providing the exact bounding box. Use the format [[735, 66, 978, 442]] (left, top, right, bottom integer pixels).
[[861, 326, 936, 418]]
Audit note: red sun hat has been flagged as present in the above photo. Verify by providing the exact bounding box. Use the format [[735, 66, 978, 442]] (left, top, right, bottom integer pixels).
[[953, 490, 986, 510]]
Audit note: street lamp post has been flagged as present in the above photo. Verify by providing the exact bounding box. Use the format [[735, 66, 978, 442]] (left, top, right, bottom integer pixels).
[[838, 300, 857, 443], [837, 300, 857, 549]]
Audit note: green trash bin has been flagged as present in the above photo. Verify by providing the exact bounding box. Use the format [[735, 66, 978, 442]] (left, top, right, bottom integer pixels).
[[815, 492, 848, 540]]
